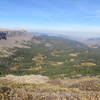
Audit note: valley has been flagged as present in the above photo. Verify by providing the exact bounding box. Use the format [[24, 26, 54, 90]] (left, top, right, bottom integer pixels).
[[0, 34, 100, 78], [0, 32, 100, 100]]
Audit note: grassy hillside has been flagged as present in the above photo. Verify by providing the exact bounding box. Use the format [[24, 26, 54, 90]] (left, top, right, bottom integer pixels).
[[0, 35, 100, 78]]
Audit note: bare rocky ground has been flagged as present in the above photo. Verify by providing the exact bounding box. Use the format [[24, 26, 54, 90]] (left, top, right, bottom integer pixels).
[[0, 32, 33, 48], [0, 31, 34, 57]]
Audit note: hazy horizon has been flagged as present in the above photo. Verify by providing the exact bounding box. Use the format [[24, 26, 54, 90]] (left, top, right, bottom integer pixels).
[[0, 0, 100, 38]]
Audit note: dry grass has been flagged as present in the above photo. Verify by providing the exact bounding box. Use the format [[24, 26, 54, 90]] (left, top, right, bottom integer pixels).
[[0, 75, 49, 84], [0, 75, 100, 100], [32, 53, 46, 67], [69, 59, 75, 62], [48, 61, 64, 66], [81, 62, 96, 67], [10, 66, 19, 71], [69, 53, 79, 57], [28, 66, 42, 71], [51, 50, 62, 56]]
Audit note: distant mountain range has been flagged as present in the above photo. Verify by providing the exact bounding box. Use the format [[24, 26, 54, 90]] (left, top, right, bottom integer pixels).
[[75, 37, 100, 48], [88, 37, 100, 41]]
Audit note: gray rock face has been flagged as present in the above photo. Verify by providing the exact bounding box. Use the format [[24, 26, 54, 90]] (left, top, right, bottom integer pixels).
[[0, 30, 34, 57]]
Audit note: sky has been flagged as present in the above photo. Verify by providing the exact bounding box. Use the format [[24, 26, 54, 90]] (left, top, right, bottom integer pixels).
[[0, 0, 100, 37]]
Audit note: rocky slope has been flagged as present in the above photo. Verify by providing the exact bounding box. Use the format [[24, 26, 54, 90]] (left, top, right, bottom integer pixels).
[[0, 30, 34, 57]]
